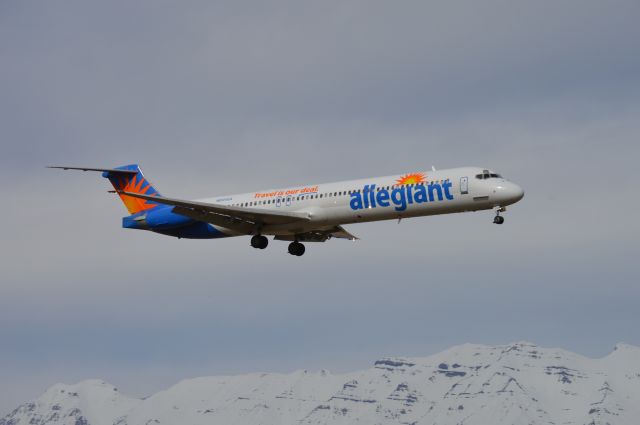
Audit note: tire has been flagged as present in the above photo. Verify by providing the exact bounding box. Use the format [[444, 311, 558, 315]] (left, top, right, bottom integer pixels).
[[288, 242, 305, 256], [251, 235, 268, 249]]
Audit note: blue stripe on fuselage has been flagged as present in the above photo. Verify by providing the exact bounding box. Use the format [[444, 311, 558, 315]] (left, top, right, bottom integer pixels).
[[122, 206, 228, 239]]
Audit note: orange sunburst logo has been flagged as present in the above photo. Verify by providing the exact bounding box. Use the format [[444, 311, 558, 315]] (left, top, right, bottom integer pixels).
[[114, 174, 158, 214], [396, 172, 426, 186]]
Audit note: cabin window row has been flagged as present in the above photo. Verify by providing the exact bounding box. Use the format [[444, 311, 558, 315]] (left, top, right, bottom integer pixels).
[[231, 179, 451, 207]]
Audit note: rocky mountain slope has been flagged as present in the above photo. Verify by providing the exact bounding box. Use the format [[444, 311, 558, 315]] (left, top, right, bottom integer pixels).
[[3, 342, 639, 425]]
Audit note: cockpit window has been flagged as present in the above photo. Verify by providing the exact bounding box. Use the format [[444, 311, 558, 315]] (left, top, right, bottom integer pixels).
[[476, 173, 503, 180]]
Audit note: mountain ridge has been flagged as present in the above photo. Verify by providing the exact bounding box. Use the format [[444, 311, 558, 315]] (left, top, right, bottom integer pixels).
[[3, 342, 639, 425]]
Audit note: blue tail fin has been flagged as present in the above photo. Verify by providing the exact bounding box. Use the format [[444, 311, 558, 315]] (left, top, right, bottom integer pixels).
[[102, 164, 161, 214]]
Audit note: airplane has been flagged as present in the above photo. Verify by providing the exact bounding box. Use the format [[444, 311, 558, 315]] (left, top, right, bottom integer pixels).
[[49, 164, 524, 256]]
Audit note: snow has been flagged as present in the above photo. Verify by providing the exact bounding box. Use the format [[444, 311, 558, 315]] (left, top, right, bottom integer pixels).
[[3, 342, 640, 425]]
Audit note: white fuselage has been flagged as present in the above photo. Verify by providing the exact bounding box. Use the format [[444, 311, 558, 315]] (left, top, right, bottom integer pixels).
[[199, 167, 524, 237]]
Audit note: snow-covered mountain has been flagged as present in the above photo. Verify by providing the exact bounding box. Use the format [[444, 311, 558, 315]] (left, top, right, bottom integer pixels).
[[3, 342, 640, 425]]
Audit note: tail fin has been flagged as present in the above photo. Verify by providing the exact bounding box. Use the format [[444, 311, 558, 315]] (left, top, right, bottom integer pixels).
[[102, 164, 161, 214]]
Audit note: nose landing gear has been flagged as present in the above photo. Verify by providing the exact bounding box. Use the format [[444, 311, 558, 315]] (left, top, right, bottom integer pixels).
[[250, 235, 269, 249], [288, 241, 306, 256], [493, 207, 506, 224]]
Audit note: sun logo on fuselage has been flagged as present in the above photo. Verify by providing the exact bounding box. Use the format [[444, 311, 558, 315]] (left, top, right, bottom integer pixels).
[[396, 172, 426, 186]]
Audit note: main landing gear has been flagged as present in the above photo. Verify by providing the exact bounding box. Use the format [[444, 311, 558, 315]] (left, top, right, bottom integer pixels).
[[250, 235, 305, 256], [493, 207, 506, 225], [288, 241, 306, 256], [250, 235, 269, 249]]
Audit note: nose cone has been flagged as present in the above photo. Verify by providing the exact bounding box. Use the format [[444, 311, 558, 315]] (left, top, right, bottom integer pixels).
[[494, 182, 524, 205]]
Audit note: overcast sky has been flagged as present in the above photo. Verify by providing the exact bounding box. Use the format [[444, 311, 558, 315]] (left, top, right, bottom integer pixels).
[[1, 0, 639, 415]]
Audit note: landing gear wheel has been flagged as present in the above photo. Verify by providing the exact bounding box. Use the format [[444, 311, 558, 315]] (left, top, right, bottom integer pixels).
[[251, 235, 269, 249], [288, 241, 305, 256], [493, 215, 505, 225]]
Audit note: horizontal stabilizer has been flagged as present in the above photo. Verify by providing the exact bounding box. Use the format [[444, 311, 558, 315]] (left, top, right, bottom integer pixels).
[[47, 166, 138, 175], [50, 164, 162, 214]]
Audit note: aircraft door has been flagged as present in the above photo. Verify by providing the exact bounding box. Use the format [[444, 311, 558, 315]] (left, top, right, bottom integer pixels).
[[276, 197, 282, 207], [286, 195, 292, 207], [460, 176, 469, 194]]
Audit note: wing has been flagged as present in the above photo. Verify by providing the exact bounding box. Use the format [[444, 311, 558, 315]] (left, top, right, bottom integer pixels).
[[118, 190, 310, 233], [330, 225, 359, 240], [274, 225, 358, 242]]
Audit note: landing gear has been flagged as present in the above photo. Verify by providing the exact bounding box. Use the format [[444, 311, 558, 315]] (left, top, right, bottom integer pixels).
[[250, 235, 269, 249], [288, 241, 305, 256], [493, 207, 506, 224]]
